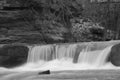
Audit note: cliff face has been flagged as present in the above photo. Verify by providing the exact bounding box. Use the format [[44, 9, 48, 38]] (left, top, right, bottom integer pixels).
[[0, 0, 118, 44], [0, 0, 71, 44], [0, 10, 67, 44]]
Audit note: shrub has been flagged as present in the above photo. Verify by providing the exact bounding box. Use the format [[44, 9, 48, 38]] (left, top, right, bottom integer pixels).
[[71, 17, 105, 42]]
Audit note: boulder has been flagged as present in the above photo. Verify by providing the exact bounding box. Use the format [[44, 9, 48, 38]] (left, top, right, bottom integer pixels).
[[0, 44, 29, 68], [108, 43, 120, 66]]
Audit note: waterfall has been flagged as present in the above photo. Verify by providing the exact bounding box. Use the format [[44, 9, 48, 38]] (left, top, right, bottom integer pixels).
[[13, 42, 117, 71], [95, 46, 112, 66], [78, 46, 112, 66], [27, 44, 77, 62], [55, 44, 77, 60], [27, 45, 55, 62]]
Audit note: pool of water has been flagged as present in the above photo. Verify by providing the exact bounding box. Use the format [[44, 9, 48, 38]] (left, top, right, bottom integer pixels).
[[0, 69, 120, 80]]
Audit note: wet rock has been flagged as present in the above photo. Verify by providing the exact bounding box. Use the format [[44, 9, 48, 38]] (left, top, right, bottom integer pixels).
[[73, 44, 86, 63], [0, 44, 29, 68], [38, 70, 50, 75], [108, 43, 120, 66]]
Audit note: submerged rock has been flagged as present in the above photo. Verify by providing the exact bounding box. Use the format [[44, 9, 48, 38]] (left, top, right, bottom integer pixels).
[[109, 43, 120, 66], [0, 44, 29, 68], [38, 70, 50, 75]]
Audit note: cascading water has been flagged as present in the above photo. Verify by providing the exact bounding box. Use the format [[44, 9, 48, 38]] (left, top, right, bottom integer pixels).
[[55, 44, 77, 60], [27, 44, 77, 63], [11, 42, 119, 71], [1, 41, 120, 80], [78, 46, 112, 66], [27, 45, 55, 62]]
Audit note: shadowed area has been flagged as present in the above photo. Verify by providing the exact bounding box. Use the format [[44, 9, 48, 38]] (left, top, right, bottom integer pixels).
[[108, 43, 120, 66], [0, 44, 29, 68]]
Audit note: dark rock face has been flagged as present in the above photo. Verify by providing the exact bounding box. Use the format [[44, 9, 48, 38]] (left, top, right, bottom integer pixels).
[[73, 45, 86, 63], [108, 43, 120, 66], [0, 45, 29, 68]]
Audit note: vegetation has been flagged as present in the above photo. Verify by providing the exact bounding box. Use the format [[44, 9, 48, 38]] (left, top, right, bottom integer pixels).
[[71, 17, 105, 42], [0, 0, 119, 43]]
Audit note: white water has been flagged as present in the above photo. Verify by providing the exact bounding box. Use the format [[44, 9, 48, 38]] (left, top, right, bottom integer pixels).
[[27, 45, 54, 62], [1, 41, 120, 72], [8, 42, 120, 72], [55, 44, 77, 60], [78, 46, 112, 66]]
